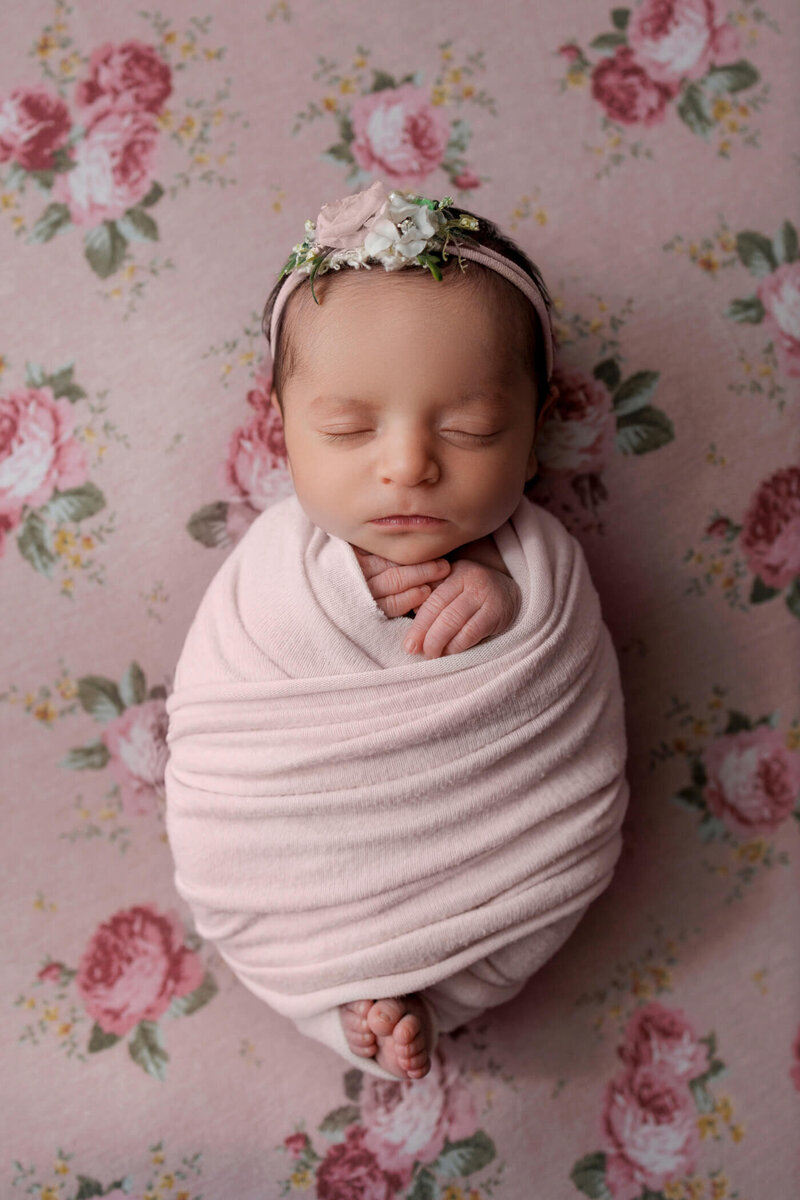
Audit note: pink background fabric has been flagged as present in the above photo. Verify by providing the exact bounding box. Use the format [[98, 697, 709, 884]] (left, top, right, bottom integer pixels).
[[2, 1, 798, 1196]]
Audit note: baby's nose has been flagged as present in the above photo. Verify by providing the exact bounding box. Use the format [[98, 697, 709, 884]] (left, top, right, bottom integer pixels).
[[379, 435, 440, 486]]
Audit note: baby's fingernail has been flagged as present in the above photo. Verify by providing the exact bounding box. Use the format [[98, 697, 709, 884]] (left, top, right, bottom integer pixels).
[[403, 637, 416, 652]]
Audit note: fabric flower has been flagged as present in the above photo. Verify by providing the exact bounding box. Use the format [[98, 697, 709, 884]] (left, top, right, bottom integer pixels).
[[314, 179, 391, 250]]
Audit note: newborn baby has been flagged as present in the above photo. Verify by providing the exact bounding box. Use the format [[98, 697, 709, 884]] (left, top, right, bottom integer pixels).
[[165, 182, 629, 1084]]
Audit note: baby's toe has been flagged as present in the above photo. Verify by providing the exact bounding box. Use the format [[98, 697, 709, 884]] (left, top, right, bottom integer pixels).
[[340, 1000, 378, 1058], [367, 996, 406, 1038]]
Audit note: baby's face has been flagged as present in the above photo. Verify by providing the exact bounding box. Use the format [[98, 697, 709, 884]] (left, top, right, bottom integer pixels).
[[271, 270, 539, 565]]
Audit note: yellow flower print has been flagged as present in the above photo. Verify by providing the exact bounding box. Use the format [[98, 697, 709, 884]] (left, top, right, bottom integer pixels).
[[567, 68, 587, 87], [431, 86, 449, 105], [710, 1175, 729, 1199], [441, 47, 454, 61], [290, 1166, 312, 1189], [41, 1188, 59, 1200], [462, 85, 475, 99], [160, 1172, 175, 1188], [697, 1113, 719, 1139], [58, 1022, 73, 1036], [718, 231, 736, 252], [54, 1160, 70, 1174], [34, 700, 57, 725], [698, 253, 719, 273], [36, 35, 57, 58], [44, 1005, 59, 1021], [443, 1187, 465, 1200], [664, 1183, 685, 1200], [62, 577, 75, 593], [163, 30, 177, 44], [353, 56, 368, 69], [686, 1179, 705, 1200], [712, 98, 732, 120], [729, 1122, 745, 1142], [339, 77, 357, 95], [647, 965, 672, 988], [715, 1094, 733, 1122], [736, 840, 766, 863], [54, 529, 77, 554], [692, 720, 708, 737], [786, 727, 800, 750], [589, 317, 604, 333]]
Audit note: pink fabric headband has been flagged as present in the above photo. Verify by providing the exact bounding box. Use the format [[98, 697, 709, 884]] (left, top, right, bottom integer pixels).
[[267, 191, 554, 382]]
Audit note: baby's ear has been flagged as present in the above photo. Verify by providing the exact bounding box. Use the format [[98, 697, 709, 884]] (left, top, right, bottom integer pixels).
[[270, 389, 282, 419]]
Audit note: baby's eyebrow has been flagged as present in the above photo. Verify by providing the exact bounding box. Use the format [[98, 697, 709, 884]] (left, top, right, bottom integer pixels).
[[308, 391, 507, 413]]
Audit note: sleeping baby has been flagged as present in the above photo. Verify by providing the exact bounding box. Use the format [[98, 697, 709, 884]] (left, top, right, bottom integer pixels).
[[165, 180, 629, 1083]]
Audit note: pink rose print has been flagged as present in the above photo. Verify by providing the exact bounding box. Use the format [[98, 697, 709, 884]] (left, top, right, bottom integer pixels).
[[75, 40, 172, 119], [76, 904, 204, 1036], [619, 1002, 708, 1081], [740, 467, 800, 590], [0, 87, 72, 171], [101, 697, 169, 817], [316, 1125, 404, 1200], [757, 261, 800, 379], [590, 46, 677, 127], [0, 386, 88, 520], [0, 510, 19, 556], [51, 104, 159, 227], [37, 961, 66, 983], [791, 1026, 800, 1091], [602, 1063, 700, 1199], [222, 382, 289, 512], [702, 726, 800, 839], [535, 365, 616, 477], [360, 1049, 478, 1178], [350, 83, 451, 186], [284, 1131, 310, 1158], [627, 0, 741, 87], [452, 167, 481, 189]]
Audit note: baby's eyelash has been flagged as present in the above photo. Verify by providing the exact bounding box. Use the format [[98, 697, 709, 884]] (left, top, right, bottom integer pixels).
[[320, 431, 499, 445]]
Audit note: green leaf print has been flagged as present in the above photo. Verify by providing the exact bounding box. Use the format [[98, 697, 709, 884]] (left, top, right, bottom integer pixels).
[[28, 202, 72, 244], [343, 1068, 363, 1101], [750, 575, 780, 604], [77, 675, 125, 723], [167, 971, 218, 1017], [725, 295, 765, 323], [590, 32, 628, 52], [318, 1104, 361, 1133], [73, 1176, 107, 1199], [369, 69, 399, 92], [119, 662, 147, 708], [774, 220, 799, 265], [43, 362, 88, 404], [736, 231, 778, 278], [689, 1077, 716, 1112], [677, 84, 714, 138], [673, 786, 706, 811], [593, 358, 621, 393], [785, 578, 800, 619], [615, 405, 674, 454], [723, 710, 754, 734], [60, 741, 110, 770], [431, 1130, 495, 1175], [570, 1152, 613, 1199], [87, 1022, 121, 1052], [408, 1170, 437, 1200], [117, 207, 159, 243], [43, 483, 106, 524], [613, 370, 660, 416], [139, 181, 165, 208], [611, 8, 630, 31], [704, 60, 761, 94], [187, 501, 231, 548], [84, 221, 128, 279], [128, 1019, 168, 1080], [17, 510, 56, 576]]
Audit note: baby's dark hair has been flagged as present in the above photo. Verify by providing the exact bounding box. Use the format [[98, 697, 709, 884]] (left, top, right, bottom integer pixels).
[[261, 204, 554, 419]]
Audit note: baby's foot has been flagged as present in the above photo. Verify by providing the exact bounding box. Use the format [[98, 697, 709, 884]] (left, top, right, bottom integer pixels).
[[367, 994, 432, 1080], [339, 999, 379, 1062]]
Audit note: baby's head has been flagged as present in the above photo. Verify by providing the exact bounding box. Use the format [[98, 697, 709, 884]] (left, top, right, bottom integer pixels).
[[261, 183, 555, 564]]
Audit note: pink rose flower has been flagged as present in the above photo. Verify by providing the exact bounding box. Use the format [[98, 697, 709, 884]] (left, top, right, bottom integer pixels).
[[628, 0, 741, 86], [757, 261, 800, 379], [702, 726, 800, 839], [37, 961, 66, 983], [361, 1049, 478, 1178], [591, 46, 677, 126], [101, 698, 169, 817], [51, 105, 159, 227], [0, 386, 88, 518], [740, 466, 800, 590], [535, 365, 616, 477], [284, 1131, 309, 1158], [76, 904, 204, 1036], [222, 386, 291, 512], [558, 43, 583, 62], [602, 1064, 699, 1198], [706, 516, 732, 538], [0, 510, 20, 558], [75, 40, 172, 118], [0, 86, 72, 171], [619, 1002, 708, 1081], [314, 178, 391, 250], [791, 1025, 800, 1092], [350, 83, 451, 186], [452, 167, 481, 190], [316, 1125, 404, 1200]]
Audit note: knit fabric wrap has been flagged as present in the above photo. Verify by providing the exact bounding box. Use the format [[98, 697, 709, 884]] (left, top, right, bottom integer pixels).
[[164, 493, 629, 1060]]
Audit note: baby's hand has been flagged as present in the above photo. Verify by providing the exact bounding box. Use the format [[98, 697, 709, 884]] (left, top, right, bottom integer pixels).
[[352, 546, 452, 617], [404, 558, 520, 658]]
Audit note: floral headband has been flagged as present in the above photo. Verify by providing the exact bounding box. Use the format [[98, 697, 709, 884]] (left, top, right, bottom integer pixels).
[[268, 179, 555, 384]]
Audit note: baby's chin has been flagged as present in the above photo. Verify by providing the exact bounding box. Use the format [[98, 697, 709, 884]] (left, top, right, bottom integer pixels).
[[347, 528, 460, 564]]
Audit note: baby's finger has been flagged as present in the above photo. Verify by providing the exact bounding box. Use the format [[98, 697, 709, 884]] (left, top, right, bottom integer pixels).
[[406, 592, 482, 659], [377, 584, 432, 619], [367, 557, 450, 602]]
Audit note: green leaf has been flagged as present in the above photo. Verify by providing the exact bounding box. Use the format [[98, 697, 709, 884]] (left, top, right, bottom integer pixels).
[[187, 501, 231, 548], [570, 1151, 612, 1199], [43, 482, 106, 524], [691, 757, 708, 788], [77, 675, 125, 723], [167, 971, 218, 1018], [128, 1019, 168, 1080], [774, 220, 798, 264], [119, 662, 147, 708], [84, 221, 128, 279], [723, 710, 752, 734], [593, 358, 621, 392], [28, 201, 72, 243], [673, 786, 706, 811], [704, 60, 760, 94], [87, 1022, 121, 1052], [431, 1130, 495, 1176], [736, 231, 778, 278], [370, 69, 398, 92], [318, 1104, 360, 1134], [139, 180, 165, 208], [677, 83, 714, 138], [408, 1169, 437, 1200], [725, 295, 765, 324], [613, 370, 660, 416], [117, 207, 159, 243], [24, 361, 47, 388], [343, 1068, 363, 1101], [46, 363, 87, 403], [611, 8, 630, 30], [785, 577, 800, 619], [750, 574, 780, 604], [16, 510, 55, 577], [60, 741, 110, 770], [615, 405, 674, 455], [689, 1078, 715, 1113], [74, 1176, 106, 1199], [590, 31, 627, 51]]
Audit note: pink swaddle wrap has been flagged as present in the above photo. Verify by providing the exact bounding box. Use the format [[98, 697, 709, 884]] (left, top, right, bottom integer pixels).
[[165, 492, 629, 1077]]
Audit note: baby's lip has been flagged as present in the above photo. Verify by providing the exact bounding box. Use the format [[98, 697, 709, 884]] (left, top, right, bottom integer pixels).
[[371, 514, 445, 521]]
